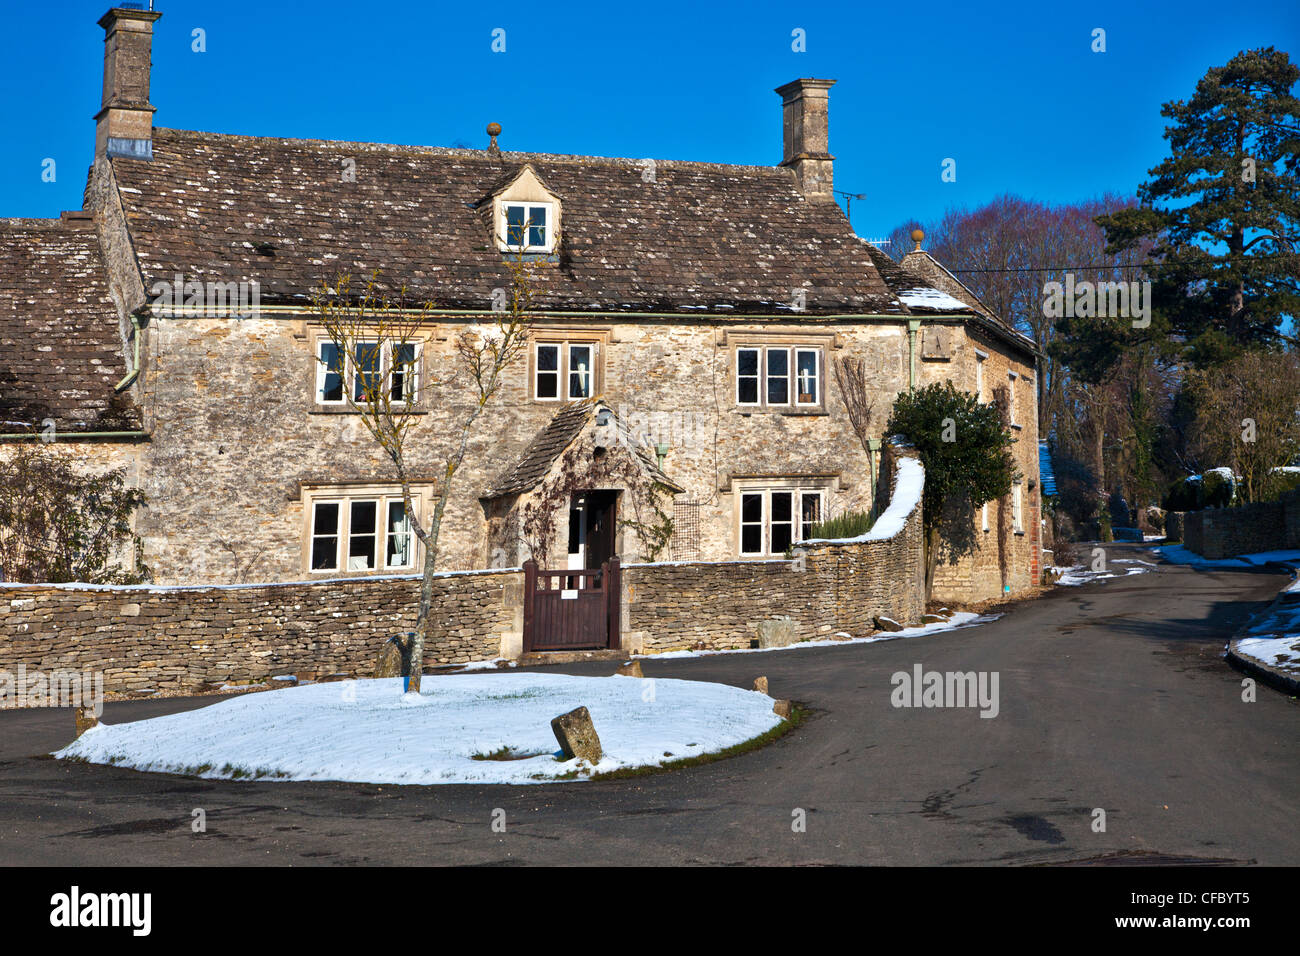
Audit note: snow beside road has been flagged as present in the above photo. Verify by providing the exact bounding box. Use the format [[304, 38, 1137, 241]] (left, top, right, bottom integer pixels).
[[55, 673, 783, 785], [1235, 635, 1300, 674], [1053, 558, 1154, 586], [1155, 545, 1300, 569]]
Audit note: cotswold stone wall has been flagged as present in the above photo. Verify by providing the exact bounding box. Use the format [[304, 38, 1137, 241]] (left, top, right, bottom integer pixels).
[[624, 447, 926, 652], [0, 570, 522, 695], [1182, 489, 1300, 560], [0, 447, 929, 691]]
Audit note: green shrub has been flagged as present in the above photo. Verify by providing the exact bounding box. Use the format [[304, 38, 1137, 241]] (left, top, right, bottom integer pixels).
[[807, 510, 875, 540], [1163, 476, 1200, 512], [1201, 471, 1234, 508]]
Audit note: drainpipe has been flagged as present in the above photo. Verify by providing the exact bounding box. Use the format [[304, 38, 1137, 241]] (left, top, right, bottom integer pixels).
[[867, 437, 881, 518], [907, 319, 921, 389], [115, 314, 142, 392]]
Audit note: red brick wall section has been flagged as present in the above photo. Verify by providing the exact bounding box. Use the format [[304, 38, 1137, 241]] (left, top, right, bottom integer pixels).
[[0, 571, 520, 696]]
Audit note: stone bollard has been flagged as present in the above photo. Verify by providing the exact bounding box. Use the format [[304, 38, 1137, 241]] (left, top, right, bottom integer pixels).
[[753, 676, 769, 695], [756, 617, 798, 648], [616, 660, 643, 678], [75, 705, 99, 737], [772, 699, 793, 719], [551, 706, 603, 763]]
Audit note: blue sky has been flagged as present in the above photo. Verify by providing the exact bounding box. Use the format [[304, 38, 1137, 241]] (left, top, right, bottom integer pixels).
[[4, 0, 1297, 237]]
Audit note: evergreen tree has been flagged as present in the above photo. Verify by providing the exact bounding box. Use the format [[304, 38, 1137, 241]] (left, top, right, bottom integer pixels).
[[1097, 48, 1300, 366], [886, 383, 1018, 600]]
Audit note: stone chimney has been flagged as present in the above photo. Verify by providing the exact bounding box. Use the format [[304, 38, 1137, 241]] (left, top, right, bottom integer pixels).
[[775, 78, 835, 202], [95, 6, 162, 160]]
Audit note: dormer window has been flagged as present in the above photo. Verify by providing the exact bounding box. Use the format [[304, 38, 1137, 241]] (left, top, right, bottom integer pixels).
[[486, 165, 561, 255], [504, 202, 552, 252]]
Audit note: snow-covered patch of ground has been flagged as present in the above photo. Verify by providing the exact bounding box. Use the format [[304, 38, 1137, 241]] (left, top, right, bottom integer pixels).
[[1053, 559, 1155, 586], [455, 658, 517, 671], [636, 611, 998, 660], [54, 674, 783, 785], [1156, 545, 1300, 569], [1235, 635, 1300, 674]]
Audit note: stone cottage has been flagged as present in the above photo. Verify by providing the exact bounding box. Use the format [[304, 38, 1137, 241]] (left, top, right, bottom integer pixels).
[[1, 6, 1042, 605]]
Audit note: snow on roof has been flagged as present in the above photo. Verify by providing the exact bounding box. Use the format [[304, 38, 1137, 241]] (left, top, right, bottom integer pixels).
[[896, 287, 971, 312]]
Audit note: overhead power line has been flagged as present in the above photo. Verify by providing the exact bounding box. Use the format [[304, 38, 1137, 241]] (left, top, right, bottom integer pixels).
[[950, 252, 1292, 274]]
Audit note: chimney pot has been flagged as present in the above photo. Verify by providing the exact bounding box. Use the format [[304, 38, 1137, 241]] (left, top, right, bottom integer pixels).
[[775, 78, 836, 201], [95, 6, 162, 160]]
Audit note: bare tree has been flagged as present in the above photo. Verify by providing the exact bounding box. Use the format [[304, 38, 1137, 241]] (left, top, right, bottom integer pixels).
[[832, 355, 879, 505], [1185, 350, 1300, 503], [311, 260, 538, 693]]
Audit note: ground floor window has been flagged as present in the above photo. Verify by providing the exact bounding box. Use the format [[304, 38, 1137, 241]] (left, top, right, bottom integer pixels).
[[303, 486, 429, 574], [737, 483, 828, 556]]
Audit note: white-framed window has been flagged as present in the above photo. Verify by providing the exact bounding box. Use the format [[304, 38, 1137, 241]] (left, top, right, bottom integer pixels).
[[307, 490, 422, 573], [1008, 371, 1020, 427], [737, 485, 827, 556], [735, 345, 823, 409], [974, 349, 988, 402], [1012, 483, 1024, 534], [568, 344, 593, 399], [317, 342, 345, 404], [981, 502, 990, 532], [385, 499, 414, 569], [502, 201, 553, 253], [315, 339, 420, 406], [534, 340, 597, 401]]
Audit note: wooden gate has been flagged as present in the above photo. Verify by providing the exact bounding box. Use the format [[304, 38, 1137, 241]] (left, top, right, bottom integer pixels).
[[523, 557, 621, 652]]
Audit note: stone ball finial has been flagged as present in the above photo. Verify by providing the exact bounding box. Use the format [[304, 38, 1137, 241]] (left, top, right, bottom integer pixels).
[[910, 228, 925, 250], [487, 122, 502, 137]]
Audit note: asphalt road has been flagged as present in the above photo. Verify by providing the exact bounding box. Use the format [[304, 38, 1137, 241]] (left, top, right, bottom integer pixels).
[[2, 543, 1296, 866]]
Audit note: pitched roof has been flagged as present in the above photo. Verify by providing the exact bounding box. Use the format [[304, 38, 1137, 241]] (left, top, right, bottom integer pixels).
[[106, 128, 907, 316], [0, 217, 140, 435], [898, 247, 1001, 320], [486, 399, 681, 498], [867, 241, 1039, 357]]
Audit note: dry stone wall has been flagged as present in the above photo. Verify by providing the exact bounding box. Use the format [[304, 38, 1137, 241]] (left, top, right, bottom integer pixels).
[[0, 570, 521, 695], [1182, 489, 1300, 560]]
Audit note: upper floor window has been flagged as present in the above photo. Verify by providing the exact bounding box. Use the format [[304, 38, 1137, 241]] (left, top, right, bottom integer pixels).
[[502, 202, 553, 253], [533, 338, 599, 402], [736, 345, 823, 409], [1007, 371, 1020, 427], [316, 339, 420, 407], [974, 349, 988, 401]]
